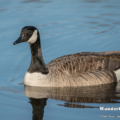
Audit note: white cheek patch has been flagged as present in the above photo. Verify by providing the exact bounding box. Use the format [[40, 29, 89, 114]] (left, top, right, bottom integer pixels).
[[27, 30, 38, 44]]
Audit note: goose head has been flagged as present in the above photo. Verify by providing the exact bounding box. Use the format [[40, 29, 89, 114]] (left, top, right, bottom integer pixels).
[[13, 26, 48, 74], [13, 26, 39, 45]]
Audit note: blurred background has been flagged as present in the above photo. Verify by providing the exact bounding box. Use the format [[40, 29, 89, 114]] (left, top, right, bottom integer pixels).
[[0, 0, 120, 120]]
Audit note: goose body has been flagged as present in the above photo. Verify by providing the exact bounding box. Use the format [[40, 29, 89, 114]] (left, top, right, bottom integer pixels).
[[13, 26, 120, 87]]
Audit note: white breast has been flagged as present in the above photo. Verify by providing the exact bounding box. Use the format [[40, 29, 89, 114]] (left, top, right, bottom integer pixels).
[[24, 72, 47, 86]]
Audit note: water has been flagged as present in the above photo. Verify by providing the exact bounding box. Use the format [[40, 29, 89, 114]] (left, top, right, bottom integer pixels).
[[0, 0, 120, 119]]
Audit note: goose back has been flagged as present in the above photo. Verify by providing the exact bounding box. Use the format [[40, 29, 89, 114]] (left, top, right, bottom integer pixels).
[[44, 51, 120, 87], [47, 51, 120, 74]]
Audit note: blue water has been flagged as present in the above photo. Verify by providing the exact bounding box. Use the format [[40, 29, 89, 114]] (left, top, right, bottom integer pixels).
[[0, 0, 120, 119]]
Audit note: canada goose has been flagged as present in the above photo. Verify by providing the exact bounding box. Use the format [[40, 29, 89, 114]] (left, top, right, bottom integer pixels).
[[13, 26, 120, 87]]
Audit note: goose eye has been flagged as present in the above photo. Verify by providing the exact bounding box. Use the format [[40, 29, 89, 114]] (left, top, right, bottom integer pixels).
[[28, 31, 32, 34]]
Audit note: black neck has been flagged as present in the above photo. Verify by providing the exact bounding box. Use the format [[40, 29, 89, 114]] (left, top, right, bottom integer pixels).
[[28, 35, 49, 74]]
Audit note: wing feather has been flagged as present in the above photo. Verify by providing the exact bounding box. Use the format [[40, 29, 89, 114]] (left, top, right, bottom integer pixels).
[[47, 51, 120, 76]]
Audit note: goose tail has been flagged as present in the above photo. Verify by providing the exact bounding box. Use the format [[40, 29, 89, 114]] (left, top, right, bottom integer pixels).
[[114, 68, 120, 82]]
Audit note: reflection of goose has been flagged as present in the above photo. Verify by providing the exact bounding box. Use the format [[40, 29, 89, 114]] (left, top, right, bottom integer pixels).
[[27, 83, 119, 120], [29, 98, 47, 120], [13, 26, 120, 87], [25, 83, 119, 103]]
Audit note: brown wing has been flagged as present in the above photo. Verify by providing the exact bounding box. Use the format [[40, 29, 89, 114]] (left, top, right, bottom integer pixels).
[[47, 51, 120, 75]]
